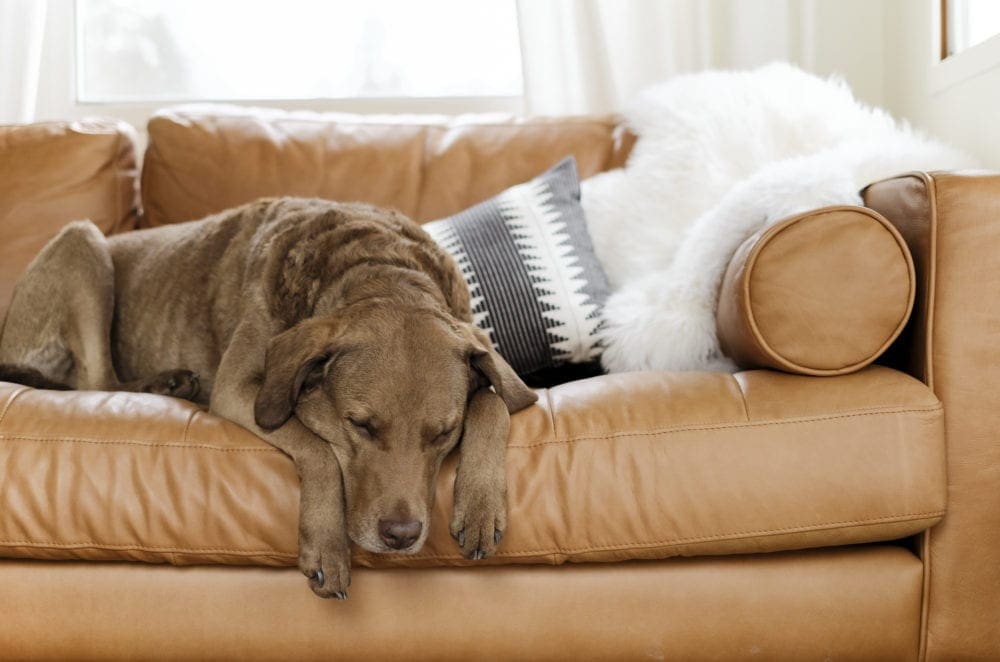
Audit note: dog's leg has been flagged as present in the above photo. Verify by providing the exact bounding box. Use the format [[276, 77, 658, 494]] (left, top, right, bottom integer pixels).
[[1, 221, 114, 388], [211, 322, 351, 599], [118, 371, 201, 400], [450, 387, 509, 559], [0, 222, 199, 399]]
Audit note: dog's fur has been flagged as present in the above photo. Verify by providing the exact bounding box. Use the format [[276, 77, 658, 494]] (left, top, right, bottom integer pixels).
[[0, 197, 536, 598]]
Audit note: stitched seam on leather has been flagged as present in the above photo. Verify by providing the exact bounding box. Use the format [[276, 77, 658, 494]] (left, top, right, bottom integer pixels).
[[386, 509, 948, 560], [923, 171, 937, 391], [0, 436, 280, 453], [919, 171, 937, 662], [0, 404, 941, 451], [0, 540, 295, 557], [0, 387, 29, 429], [509, 404, 942, 448], [0, 510, 945, 561]]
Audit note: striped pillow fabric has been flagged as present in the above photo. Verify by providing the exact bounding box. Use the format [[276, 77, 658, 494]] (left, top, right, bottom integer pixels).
[[423, 158, 610, 376]]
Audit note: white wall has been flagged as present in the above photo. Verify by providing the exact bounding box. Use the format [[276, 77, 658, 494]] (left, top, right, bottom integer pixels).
[[709, 0, 1000, 170], [882, 0, 1000, 168], [719, 0, 886, 108]]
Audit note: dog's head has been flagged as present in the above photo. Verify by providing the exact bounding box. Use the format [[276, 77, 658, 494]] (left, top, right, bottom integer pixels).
[[252, 307, 535, 554]]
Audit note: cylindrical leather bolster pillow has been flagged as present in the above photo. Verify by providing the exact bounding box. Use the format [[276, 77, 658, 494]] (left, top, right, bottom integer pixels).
[[717, 206, 915, 376]]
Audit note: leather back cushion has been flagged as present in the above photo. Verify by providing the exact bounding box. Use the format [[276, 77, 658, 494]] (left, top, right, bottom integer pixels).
[[140, 105, 635, 227], [0, 120, 139, 319]]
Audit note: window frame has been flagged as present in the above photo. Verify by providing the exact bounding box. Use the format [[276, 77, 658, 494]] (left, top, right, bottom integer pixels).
[[932, 0, 1000, 93], [33, 0, 525, 143]]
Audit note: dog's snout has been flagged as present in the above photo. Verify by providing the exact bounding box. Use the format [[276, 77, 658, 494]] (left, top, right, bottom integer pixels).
[[378, 518, 422, 550]]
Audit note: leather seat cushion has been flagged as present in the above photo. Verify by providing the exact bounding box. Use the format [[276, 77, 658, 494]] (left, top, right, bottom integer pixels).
[[0, 366, 944, 568]]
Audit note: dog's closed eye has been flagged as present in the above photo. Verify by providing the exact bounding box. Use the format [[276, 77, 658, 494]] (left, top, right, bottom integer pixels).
[[348, 417, 377, 440]]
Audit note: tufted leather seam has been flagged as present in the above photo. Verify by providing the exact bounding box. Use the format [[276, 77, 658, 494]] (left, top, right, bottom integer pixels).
[[544, 388, 557, 438], [729, 374, 750, 421], [0, 540, 294, 557], [0, 435, 280, 453], [181, 409, 196, 444], [509, 404, 942, 448], [0, 404, 941, 451], [0, 387, 29, 428], [0, 509, 945, 561]]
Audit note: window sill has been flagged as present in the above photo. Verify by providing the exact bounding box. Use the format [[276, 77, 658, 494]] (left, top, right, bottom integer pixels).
[[931, 32, 1000, 94]]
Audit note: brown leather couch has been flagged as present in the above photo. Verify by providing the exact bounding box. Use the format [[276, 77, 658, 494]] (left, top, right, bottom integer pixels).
[[0, 108, 996, 660]]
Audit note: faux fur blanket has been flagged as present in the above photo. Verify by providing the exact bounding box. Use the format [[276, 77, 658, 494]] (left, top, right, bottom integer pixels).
[[582, 63, 976, 373]]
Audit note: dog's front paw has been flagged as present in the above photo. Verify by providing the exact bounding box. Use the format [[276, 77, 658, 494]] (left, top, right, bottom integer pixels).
[[450, 474, 507, 560], [145, 369, 200, 400], [298, 529, 351, 599]]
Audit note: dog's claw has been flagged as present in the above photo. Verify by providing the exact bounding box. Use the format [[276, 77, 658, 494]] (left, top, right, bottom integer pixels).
[[457, 530, 465, 547], [494, 530, 502, 546], [333, 591, 347, 600], [314, 569, 325, 587]]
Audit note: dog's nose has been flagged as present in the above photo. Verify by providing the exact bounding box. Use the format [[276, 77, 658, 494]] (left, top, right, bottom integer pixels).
[[378, 518, 422, 550]]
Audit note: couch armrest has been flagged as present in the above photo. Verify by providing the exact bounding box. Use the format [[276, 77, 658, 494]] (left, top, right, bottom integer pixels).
[[717, 206, 914, 375], [864, 171, 1000, 660], [0, 119, 140, 319]]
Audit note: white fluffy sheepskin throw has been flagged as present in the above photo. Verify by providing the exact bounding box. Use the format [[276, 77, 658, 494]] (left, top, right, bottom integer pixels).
[[583, 63, 976, 373]]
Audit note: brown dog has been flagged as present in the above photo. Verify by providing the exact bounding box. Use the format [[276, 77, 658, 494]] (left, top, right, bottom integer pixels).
[[0, 197, 536, 598]]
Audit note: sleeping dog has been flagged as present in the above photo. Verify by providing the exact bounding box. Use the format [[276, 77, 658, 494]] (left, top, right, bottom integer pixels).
[[0, 197, 536, 598]]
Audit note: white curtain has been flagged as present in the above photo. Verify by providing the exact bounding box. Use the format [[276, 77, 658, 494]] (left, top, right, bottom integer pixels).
[[1, 1, 880, 125], [516, 0, 817, 116], [0, 0, 48, 125]]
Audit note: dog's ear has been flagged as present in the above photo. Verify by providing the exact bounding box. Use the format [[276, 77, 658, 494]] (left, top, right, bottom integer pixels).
[[254, 318, 340, 430], [466, 327, 537, 413]]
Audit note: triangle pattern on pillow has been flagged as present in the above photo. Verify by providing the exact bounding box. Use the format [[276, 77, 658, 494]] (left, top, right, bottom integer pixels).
[[423, 157, 611, 376], [496, 178, 604, 363]]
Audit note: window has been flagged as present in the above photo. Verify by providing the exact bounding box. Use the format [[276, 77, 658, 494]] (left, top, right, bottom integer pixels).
[[76, 0, 523, 103], [943, 0, 1000, 58], [933, 0, 1000, 93]]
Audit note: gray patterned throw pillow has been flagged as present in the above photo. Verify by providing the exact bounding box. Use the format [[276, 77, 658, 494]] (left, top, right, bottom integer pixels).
[[423, 158, 610, 376]]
